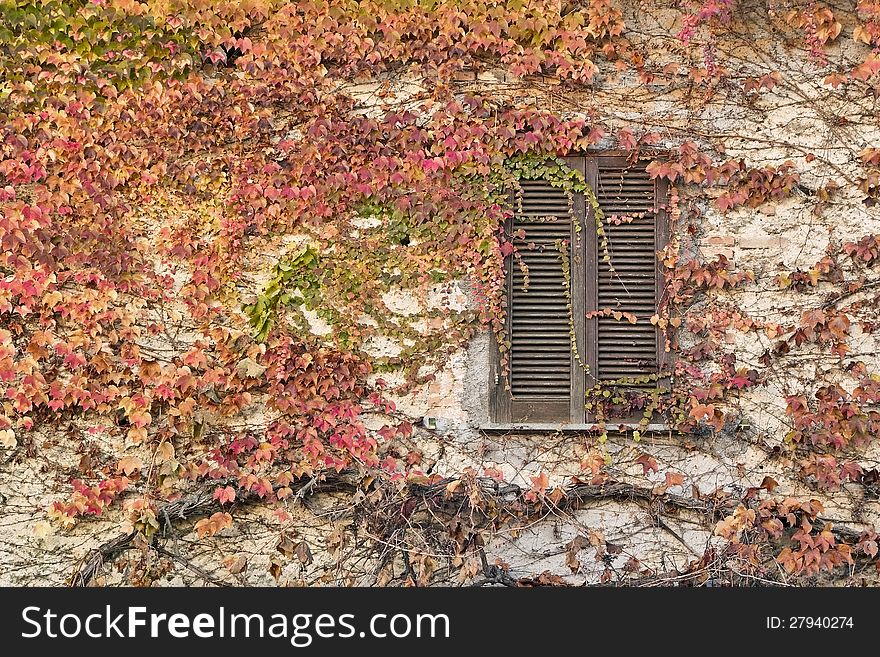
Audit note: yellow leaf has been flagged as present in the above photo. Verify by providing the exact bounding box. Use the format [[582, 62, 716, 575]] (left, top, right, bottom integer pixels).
[[445, 479, 462, 495], [42, 291, 63, 308], [33, 521, 52, 538], [0, 428, 16, 448], [157, 440, 175, 462]]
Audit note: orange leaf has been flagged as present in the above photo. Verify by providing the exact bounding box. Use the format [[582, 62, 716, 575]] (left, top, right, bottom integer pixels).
[[117, 456, 143, 476], [760, 476, 779, 492], [530, 471, 550, 492]]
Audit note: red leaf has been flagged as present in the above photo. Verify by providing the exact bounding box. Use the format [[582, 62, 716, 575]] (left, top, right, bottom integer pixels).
[[213, 486, 236, 505], [636, 454, 659, 475]]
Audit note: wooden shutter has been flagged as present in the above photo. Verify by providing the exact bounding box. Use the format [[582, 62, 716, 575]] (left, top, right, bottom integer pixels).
[[509, 183, 572, 399], [490, 155, 665, 426], [492, 157, 587, 424], [594, 159, 663, 385]]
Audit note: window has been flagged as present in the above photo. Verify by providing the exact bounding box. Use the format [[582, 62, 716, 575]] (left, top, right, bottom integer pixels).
[[489, 154, 670, 426]]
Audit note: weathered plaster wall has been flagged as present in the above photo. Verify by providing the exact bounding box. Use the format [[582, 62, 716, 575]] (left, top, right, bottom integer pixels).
[[3, 2, 880, 586]]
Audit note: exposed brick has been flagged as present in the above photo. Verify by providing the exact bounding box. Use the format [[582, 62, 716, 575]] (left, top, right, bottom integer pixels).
[[477, 69, 506, 82], [700, 246, 735, 261], [738, 235, 784, 250]]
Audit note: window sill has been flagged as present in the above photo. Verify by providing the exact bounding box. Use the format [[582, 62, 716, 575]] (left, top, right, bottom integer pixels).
[[479, 422, 674, 433]]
